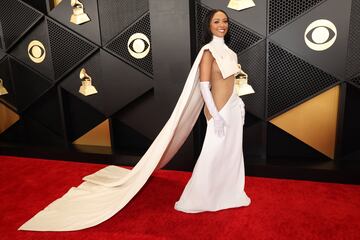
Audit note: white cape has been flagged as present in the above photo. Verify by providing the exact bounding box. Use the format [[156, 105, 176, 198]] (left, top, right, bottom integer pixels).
[[19, 41, 239, 231]]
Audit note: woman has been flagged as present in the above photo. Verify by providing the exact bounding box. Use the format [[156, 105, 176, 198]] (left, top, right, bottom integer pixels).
[[174, 9, 251, 213], [19, 9, 249, 231]]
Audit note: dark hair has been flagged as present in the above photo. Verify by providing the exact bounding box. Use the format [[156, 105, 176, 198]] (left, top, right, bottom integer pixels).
[[201, 9, 231, 45]]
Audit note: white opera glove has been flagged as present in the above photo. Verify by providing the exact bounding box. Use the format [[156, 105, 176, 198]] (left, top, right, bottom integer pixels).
[[200, 81, 225, 137]]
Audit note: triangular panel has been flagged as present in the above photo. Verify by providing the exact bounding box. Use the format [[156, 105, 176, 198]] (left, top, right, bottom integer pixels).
[[0, 57, 17, 109], [61, 89, 106, 142], [0, 0, 42, 50], [8, 57, 52, 112], [238, 40, 266, 120], [268, 42, 340, 118], [106, 13, 153, 76], [98, 0, 149, 45], [46, 18, 98, 80], [346, 0, 360, 79], [267, 122, 330, 160], [48, 0, 101, 45], [0, 102, 20, 134], [268, 0, 324, 33], [271, 85, 340, 159], [24, 88, 64, 136], [73, 119, 111, 147], [60, 49, 153, 117], [269, 0, 352, 79], [10, 20, 55, 81]]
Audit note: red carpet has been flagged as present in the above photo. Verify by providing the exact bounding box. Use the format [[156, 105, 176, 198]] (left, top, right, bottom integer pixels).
[[0, 155, 359, 240]]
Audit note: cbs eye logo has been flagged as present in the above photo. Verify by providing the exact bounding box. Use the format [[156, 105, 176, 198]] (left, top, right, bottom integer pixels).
[[304, 19, 337, 51], [127, 33, 150, 59], [28, 40, 46, 63]]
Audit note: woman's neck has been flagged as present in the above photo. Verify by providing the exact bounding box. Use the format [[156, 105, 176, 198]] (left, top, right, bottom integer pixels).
[[211, 35, 225, 45]]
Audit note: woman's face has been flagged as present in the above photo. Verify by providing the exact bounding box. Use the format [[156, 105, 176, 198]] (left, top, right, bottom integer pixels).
[[210, 11, 228, 38]]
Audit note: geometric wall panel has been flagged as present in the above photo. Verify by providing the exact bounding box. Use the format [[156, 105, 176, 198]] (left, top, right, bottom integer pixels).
[[111, 118, 151, 154], [198, 0, 267, 36], [350, 74, 360, 88], [269, 0, 352, 80], [267, 122, 330, 160], [10, 18, 97, 82], [0, 102, 19, 134], [73, 119, 111, 147], [340, 83, 360, 157], [0, 50, 5, 60], [46, 18, 97, 80], [21, 0, 47, 13], [195, 3, 262, 53], [0, 57, 17, 109], [23, 88, 64, 137], [10, 20, 55, 81], [61, 89, 106, 142], [21, 116, 65, 147], [98, 0, 149, 45], [268, 42, 340, 118], [60, 49, 153, 117], [0, 0, 42, 50], [8, 57, 52, 112], [346, 0, 360, 79], [48, 0, 101, 45], [270, 85, 340, 159], [239, 40, 266, 120], [106, 13, 153, 76], [268, 0, 324, 33]]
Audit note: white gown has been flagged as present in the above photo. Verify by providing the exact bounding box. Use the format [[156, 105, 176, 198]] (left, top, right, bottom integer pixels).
[[19, 37, 249, 231], [174, 38, 251, 212], [175, 91, 251, 213]]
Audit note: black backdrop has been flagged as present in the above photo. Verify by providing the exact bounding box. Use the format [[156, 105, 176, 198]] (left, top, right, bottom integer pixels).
[[0, 0, 359, 178]]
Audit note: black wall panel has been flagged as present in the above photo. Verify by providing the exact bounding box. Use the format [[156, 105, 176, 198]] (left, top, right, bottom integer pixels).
[[269, 0, 324, 33], [98, 0, 149, 45], [60, 49, 153, 117], [346, 0, 360, 79], [106, 13, 153, 76], [48, 0, 101, 45], [8, 57, 52, 112], [0, 0, 42, 50], [0, 57, 17, 109], [0, 0, 359, 172], [267, 42, 339, 118]]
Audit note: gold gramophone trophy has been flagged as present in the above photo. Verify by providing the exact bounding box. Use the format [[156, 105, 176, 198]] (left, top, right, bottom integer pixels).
[[70, 0, 90, 25], [234, 64, 255, 96], [227, 0, 256, 11], [79, 68, 97, 96], [0, 79, 9, 96]]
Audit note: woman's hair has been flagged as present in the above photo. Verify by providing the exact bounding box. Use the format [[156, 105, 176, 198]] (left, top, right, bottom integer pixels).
[[201, 9, 231, 45]]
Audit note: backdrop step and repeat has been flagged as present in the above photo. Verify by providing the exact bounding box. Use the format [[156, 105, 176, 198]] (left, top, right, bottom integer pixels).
[[0, 0, 359, 170]]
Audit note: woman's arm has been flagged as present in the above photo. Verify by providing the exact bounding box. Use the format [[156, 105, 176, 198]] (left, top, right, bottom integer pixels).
[[199, 50, 226, 137]]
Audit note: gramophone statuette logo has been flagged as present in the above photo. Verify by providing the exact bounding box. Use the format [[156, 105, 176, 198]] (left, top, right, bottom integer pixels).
[[28, 40, 46, 63], [79, 68, 97, 96], [0, 78, 9, 96], [227, 0, 256, 11], [70, 0, 91, 25]]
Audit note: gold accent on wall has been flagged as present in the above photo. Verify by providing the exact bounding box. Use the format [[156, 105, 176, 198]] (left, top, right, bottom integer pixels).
[[28, 40, 46, 63], [270, 86, 340, 159], [53, 0, 62, 7], [73, 119, 111, 147], [0, 102, 20, 134]]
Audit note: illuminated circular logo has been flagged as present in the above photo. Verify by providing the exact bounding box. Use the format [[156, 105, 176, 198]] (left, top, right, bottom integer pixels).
[[28, 40, 46, 63], [127, 33, 150, 59], [304, 19, 337, 51]]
